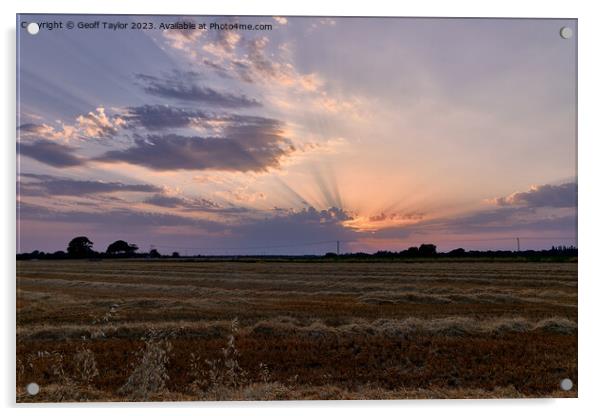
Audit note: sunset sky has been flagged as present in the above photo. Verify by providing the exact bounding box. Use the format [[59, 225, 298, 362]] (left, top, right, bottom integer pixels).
[[17, 15, 577, 254]]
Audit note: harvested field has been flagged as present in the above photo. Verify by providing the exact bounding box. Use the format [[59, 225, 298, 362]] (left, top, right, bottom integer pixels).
[[16, 260, 577, 401]]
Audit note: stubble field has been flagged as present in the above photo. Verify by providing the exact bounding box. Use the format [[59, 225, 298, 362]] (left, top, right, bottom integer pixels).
[[16, 259, 577, 401]]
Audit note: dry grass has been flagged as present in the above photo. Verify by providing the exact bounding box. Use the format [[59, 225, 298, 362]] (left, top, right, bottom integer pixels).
[[16, 260, 577, 401]]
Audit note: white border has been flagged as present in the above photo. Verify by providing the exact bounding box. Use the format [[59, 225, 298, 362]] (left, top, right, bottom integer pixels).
[[3, 1, 601, 415]]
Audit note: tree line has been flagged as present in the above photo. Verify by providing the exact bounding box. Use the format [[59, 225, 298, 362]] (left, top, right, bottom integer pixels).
[[16, 237, 577, 261], [17, 236, 174, 260], [325, 243, 577, 261]]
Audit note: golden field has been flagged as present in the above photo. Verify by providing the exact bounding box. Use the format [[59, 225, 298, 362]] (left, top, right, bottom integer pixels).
[[16, 259, 577, 401]]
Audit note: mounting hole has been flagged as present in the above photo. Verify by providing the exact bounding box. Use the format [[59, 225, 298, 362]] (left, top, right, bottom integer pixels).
[[560, 26, 573, 39], [26, 382, 40, 395], [560, 378, 573, 391], [26, 22, 40, 35]]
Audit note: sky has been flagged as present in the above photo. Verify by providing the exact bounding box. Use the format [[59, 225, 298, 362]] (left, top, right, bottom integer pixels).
[[16, 15, 577, 254]]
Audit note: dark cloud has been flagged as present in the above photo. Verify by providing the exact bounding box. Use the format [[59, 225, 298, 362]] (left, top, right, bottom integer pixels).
[[18, 123, 48, 134], [144, 193, 250, 214], [134, 72, 261, 108], [95, 116, 294, 172], [495, 183, 577, 208], [19, 173, 160, 196], [286, 206, 352, 223], [18, 140, 85, 167], [143, 194, 190, 208], [124, 105, 207, 130], [18, 202, 223, 230], [123, 105, 283, 134], [369, 212, 424, 222]]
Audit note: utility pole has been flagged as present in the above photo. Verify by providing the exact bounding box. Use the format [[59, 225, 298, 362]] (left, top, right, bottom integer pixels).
[[336, 240, 340, 255], [516, 237, 520, 252]]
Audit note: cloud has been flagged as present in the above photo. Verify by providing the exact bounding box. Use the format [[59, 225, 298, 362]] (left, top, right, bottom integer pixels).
[[95, 116, 294, 172], [236, 36, 324, 91], [143, 193, 250, 214], [144, 194, 204, 208], [18, 140, 85, 167], [202, 28, 241, 57], [75, 107, 125, 138], [124, 105, 207, 130], [369, 212, 425, 222], [19, 107, 298, 173], [289, 206, 352, 223], [134, 72, 261, 108], [18, 107, 124, 143], [18, 123, 45, 133], [273, 17, 288, 25], [166, 17, 243, 60], [162, 19, 204, 50], [19, 173, 160, 196], [163, 24, 323, 92], [215, 186, 267, 203], [123, 104, 265, 134], [495, 182, 577, 208], [18, 122, 77, 142], [18, 202, 223, 230]]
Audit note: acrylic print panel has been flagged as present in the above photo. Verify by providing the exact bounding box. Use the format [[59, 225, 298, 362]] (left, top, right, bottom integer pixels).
[[16, 15, 577, 402]]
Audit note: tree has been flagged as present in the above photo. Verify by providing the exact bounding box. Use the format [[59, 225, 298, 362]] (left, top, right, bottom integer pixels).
[[406, 246, 419, 256], [172, 252, 180, 258], [106, 240, 139, 256], [448, 248, 466, 257], [67, 236, 94, 258], [149, 248, 161, 258], [418, 244, 437, 256]]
